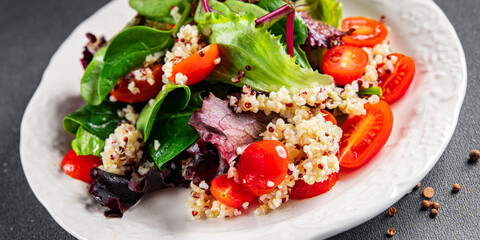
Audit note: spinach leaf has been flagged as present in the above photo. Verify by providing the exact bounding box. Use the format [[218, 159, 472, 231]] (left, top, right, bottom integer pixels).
[[136, 85, 191, 141], [296, 0, 343, 29], [194, 0, 232, 23], [147, 112, 199, 169], [63, 101, 126, 140], [257, 0, 310, 68], [199, 13, 332, 92], [81, 4, 192, 105], [81, 47, 107, 105], [129, 0, 190, 24], [99, 27, 174, 103], [72, 126, 105, 157]]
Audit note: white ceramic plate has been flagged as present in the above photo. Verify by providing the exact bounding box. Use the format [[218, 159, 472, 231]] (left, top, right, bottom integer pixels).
[[20, 0, 466, 239]]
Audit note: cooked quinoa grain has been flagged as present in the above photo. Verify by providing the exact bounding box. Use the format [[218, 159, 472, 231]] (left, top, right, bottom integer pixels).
[[99, 124, 144, 175], [188, 41, 393, 219], [117, 105, 139, 125], [162, 25, 205, 85], [185, 182, 241, 219]]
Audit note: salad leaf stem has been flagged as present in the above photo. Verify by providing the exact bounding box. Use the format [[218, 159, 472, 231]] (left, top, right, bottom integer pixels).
[[357, 86, 383, 97], [286, 11, 294, 57], [255, 4, 293, 27], [202, 0, 210, 12]]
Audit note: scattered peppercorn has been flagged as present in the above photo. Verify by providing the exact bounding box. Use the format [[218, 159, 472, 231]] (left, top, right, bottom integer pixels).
[[430, 208, 438, 217], [470, 149, 480, 161], [414, 182, 421, 190], [199, 51, 205, 57], [388, 207, 396, 217], [432, 202, 440, 209], [452, 184, 461, 192], [387, 227, 396, 237], [422, 200, 432, 209], [423, 187, 434, 198], [245, 65, 251, 71]]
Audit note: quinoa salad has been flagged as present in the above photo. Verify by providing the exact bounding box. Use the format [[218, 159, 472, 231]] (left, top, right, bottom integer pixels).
[[61, 0, 415, 220]]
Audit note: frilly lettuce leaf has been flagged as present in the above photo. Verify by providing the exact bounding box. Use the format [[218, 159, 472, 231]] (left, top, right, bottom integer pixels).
[[198, 13, 332, 92], [257, 0, 310, 68], [194, 0, 232, 23]]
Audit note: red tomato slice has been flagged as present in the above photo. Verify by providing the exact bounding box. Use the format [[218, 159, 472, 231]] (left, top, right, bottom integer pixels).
[[338, 101, 393, 169], [322, 45, 368, 86], [110, 63, 164, 103], [378, 53, 416, 104], [238, 140, 288, 196], [290, 173, 338, 199], [342, 17, 388, 47], [169, 43, 219, 85], [61, 149, 102, 183], [210, 175, 256, 208], [321, 109, 337, 125]]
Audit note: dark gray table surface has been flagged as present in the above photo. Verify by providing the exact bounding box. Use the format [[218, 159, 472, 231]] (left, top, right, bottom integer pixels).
[[1, 0, 478, 239]]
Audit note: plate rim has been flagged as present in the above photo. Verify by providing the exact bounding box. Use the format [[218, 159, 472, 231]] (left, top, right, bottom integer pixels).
[[20, 0, 467, 239]]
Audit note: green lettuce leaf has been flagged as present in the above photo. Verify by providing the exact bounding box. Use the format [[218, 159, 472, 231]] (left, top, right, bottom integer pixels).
[[296, 0, 343, 28], [72, 126, 105, 157], [257, 0, 310, 68], [63, 101, 126, 140], [198, 13, 332, 92], [194, 0, 232, 23], [223, 0, 268, 16]]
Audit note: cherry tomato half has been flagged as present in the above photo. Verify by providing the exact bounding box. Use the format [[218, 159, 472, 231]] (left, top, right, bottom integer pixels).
[[322, 45, 368, 86], [110, 63, 164, 103], [378, 53, 416, 104], [238, 140, 288, 196], [338, 101, 393, 169], [210, 175, 256, 208], [321, 109, 337, 125], [61, 149, 102, 183], [169, 43, 219, 85], [290, 173, 338, 199], [342, 17, 388, 47]]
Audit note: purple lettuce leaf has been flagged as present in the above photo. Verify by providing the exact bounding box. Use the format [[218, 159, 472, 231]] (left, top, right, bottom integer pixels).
[[299, 11, 351, 52], [81, 33, 107, 69], [128, 156, 189, 193], [184, 139, 229, 188], [89, 155, 189, 218], [89, 167, 143, 218], [188, 93, 273, 164]]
